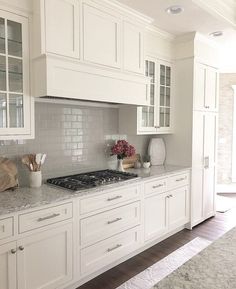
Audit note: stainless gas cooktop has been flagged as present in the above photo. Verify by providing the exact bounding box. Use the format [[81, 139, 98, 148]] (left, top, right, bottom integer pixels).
[[47, 169, 138, 191]]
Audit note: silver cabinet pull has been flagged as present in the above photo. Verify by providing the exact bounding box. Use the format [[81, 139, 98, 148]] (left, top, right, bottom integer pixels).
[[153, 184, 164, 189], [11, 249, 16, 254], [176, 177, 186, 182], [205, 106, 210, 109], [107, 218, 122, 225], [107, 244, 122, 252], [19, 246, 24, 251], [107, 196, 122, 202], [37, 213, 60, 222], [204, 156, 210, 169]]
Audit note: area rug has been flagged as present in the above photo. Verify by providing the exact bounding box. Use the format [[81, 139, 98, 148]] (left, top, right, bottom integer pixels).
[[116, 237, 211, 289]]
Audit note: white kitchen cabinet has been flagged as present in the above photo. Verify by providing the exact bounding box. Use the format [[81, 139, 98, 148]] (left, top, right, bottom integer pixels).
[[82, 1, 121, 68], [17, 224, 73, 289], [0, 241, 17, 289], [144, 174, 190, 242], [192, 111, 217, 226], [123, 21, 144, 74], [138, 58, 173, 134], [194, 63, 218, 112], [44, 0, 80, 58], [144, 192, 168, 241], [168, 187, 189, 231], [0, 10, 34, 140]]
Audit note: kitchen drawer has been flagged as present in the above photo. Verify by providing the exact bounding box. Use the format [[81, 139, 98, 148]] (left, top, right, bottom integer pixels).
[[18, 203, 73, 233], [0, 217, 13, 240], [144, 178, 167, 196], [81, 226, 141, 276], [80, 185, 140, 215], [168, 172, 189, 190], [80, 201, 140, 246]]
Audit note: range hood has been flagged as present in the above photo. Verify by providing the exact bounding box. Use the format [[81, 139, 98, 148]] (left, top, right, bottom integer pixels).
[[33, 55, 150, 107]]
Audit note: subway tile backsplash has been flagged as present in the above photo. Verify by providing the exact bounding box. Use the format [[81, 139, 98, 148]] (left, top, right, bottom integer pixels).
[[0, 102, 150, 186]]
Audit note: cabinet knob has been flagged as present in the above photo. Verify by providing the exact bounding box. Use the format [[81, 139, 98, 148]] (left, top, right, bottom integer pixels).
[[19, 246, 24, 251], [11, 249, 17, 254]]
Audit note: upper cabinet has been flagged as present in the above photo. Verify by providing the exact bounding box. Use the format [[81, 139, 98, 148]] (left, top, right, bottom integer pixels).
[[0, 9, 34, 140], [138, 57, 173, 134], [82, 2, 121, 68], [194, 62, 218, 112], [44, 0, 80, 58], [123, 21, 144, 74], [32, 0, 152, 105]]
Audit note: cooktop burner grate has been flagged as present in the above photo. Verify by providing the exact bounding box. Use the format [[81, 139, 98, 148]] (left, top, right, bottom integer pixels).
[[47, 170, 138, 191]]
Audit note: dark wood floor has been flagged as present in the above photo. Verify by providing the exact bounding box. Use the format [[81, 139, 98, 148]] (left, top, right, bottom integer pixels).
[[78, 198, 236, 289]]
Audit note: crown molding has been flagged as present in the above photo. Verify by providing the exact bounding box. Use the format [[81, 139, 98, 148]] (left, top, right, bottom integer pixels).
[[146, 25, 175, 41]]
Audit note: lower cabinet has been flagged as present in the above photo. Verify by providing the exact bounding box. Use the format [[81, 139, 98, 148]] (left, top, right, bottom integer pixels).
[[168, 187, 189, 231], [144, 193, 168, 241], [81, 226, 141, 276], [0, 241, 17, 289], [0, 224, 73, 289], [145, 186, 189, 242]]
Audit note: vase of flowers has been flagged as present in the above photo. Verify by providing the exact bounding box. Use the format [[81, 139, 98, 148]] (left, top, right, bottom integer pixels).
[[111, 140, 135, 172]]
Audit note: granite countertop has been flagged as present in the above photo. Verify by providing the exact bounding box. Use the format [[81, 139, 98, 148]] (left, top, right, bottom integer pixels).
[[0, 165, 190, 217], [152, 226, 236, 289]]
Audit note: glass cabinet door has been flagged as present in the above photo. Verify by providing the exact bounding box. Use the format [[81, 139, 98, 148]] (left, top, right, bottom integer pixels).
[[139, 59, 157, 132], [0, 11, 31, 139], [0, 18, 24, 129], [158, 63, 171, 129]]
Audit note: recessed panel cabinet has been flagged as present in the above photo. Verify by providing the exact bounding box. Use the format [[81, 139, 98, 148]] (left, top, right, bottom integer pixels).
[[123, 21, 143, 74], [0, 10, 34, 140], [192, 111, 217, 226], [0, 224, 73, 289], [0, 242, 17, 289], [82, 2, 121, 68], [45, 0, 80, 58], [194, 63, 218, 112]]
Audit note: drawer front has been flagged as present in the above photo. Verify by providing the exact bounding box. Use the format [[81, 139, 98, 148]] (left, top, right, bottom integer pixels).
[[80, 201, 140, 246], [0, 217, 13, 240], [19, 203, 73, 233], [81, 226, 141, 276], [168, 173, 189, 190], [80, 185, 140, 215], [144, 178, 167, 196]]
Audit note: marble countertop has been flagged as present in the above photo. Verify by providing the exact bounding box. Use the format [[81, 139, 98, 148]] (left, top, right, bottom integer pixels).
[[152, 226, 236, 289], [0, 165, 190, 217]]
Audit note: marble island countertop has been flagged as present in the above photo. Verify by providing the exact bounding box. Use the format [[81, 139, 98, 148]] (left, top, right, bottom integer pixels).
[[0, 165, 190, 217]]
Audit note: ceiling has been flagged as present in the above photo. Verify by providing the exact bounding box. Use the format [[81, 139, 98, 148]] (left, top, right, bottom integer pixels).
[[117, 0, 236, 39]]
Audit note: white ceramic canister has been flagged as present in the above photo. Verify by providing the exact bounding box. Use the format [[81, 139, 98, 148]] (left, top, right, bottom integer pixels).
[[29, 171, 42, 188]]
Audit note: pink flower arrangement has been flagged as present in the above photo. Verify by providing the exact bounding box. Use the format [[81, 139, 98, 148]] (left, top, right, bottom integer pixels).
[[111, 140, 136, 160]]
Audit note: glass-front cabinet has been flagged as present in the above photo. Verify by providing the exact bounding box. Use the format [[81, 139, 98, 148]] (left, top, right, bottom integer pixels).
[[0, 10, 33, 140], [138, 57, 173, 134]]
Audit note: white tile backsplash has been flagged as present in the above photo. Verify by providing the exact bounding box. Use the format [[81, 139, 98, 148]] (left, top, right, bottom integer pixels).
[[0, 102, 150, 186]]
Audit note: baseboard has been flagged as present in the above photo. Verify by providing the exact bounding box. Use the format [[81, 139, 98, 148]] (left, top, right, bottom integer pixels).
[[216, 184, 236, 193]]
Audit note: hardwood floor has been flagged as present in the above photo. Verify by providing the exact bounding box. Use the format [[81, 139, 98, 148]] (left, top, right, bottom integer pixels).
[[78, 199, 236, 289]]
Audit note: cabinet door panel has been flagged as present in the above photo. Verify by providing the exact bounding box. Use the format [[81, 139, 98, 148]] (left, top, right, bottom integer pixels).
[[144, 193, 168, 241], [83, 3, 121, 68], [203, 113, 217, 218], [168, 187, 189, 231], [123, 21, 143, 74], [192, 111, 204, 225], [194, 63, 206, 111], [0, 242, 17, 289], [45, 0, 80, 58], [17, 224, 73, 289], [205, 67, 218, 111]]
